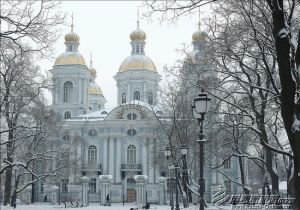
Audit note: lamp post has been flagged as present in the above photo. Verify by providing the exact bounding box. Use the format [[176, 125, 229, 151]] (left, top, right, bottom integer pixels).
[[164, 144, 174, 210], [173, 162, 180, 210], [192, 93, 211, 210], [180, 145, 188, 207]]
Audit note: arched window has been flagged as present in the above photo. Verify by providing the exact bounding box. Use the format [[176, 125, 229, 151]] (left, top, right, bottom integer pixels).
[[63, 81, 73, 103], [122, 92, 126, 104], [88, 129, 97, 137], [101, 111, 108, 115], [134, 91, 140, 101], [127, 145, 136, 164], [89, 178, 97, 193], [88, 145, 97, 164], [64, 111, 71, 119], [127, 113, 137, 120], [127, 129, 137, 136], [148, 92, 153, 105]]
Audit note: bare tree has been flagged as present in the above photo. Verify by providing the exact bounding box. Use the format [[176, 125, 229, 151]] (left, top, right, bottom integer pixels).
[[0, 1, 64, 57], [0, 1, 64, 205], [145, 1, 300, 208]]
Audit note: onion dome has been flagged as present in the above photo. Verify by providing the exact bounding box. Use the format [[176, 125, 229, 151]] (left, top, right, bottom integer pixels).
[[119, 55, 156, 72], [192, 30, 207, 41], [88, 85, 103, 95], [130, 28, 146, 41], [65, 16, 80, 42], [54, 16, 86, 66], [130, 17, 146, 41], [65, 31, 80, 42], [89, 67, 97, 76], [89, 54, 97, 76], [118, 20, 156, 73], [192, 22, 207, 41], [54, 52, 86, 66]]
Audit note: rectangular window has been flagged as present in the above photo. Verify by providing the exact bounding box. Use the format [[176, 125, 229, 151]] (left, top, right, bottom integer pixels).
[[62, 179, 69, 193], [224, 158, 231, 169]]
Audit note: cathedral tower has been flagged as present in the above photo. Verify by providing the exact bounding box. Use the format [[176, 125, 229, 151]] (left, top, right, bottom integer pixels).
[[50, 18, 105, 119], [114, 20, 161, 105]]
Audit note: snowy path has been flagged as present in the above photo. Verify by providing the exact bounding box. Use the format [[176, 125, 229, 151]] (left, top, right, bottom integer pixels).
[[0, 203, 227, 210]]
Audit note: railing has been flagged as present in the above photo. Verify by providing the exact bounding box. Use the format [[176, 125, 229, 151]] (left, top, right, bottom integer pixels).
[[81, 163, 102, 171], [121, 163, 142, 171]]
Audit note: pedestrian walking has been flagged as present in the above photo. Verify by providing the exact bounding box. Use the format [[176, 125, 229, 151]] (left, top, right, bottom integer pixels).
[[106, 194, 111, 206]]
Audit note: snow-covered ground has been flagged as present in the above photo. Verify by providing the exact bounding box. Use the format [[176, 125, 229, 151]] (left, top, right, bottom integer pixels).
[[0, 203, 228, 210]]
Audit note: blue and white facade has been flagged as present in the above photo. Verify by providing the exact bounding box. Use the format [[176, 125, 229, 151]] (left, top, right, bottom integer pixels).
[[49, 22, 164, 203], [45, 21, 247, 204]]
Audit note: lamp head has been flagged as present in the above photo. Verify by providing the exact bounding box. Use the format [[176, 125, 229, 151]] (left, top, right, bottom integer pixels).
[[192, 92, 211, 119], [180, 144, 188, 155], [164, 144, 171, 158]]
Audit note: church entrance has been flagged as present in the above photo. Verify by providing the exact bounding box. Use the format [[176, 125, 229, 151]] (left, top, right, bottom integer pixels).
[[126, 174, 137, 202], [127, 189, 136, 203]]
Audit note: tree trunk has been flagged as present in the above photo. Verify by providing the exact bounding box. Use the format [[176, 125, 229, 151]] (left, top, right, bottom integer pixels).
[[4, 166, 12, 206], [271, 0, 300, 208], [11, 176, 19, 208], [260, 123, 279, 194], [238, 156, 249, 194], [4, 128, 14, 206]]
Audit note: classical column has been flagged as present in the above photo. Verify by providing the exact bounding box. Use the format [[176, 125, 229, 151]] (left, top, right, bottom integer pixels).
[[109, 138, 114, 180], [158, 177, 167, 205], [127, 82, 131, 101], [116, 138, 121, 183], [134, 175, 148, 207], [142, 139, 148, 176], [51, 185, 59, 204], [148, 142, 155, 183], [78, 77, 81, 104], [99, 175, 113, 205], [143, 82, 147, 102], [81, 176, 90, 207], [103, 137, 108, 174]]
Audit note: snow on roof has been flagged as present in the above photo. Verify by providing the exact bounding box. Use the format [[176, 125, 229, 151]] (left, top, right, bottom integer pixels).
[[66, 101, 164, 122], [78, 109, 110, 117]]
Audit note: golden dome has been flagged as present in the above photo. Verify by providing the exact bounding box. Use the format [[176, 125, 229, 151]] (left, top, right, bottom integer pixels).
[[65, 31, 80, 42], [54, 52, 86, 66], [89, 67, 97, 76], [192, 30, 207, 41], [88, 85, 103, 95], [130, 29, 146, 41], [119, 55, 156, 72]]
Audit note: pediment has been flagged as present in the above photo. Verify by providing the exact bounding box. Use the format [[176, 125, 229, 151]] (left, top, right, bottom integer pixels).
[[105, 102, 156, 120]]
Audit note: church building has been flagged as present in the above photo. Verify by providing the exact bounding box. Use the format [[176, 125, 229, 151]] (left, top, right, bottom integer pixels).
[[40, 17, 245, 205], [50, 20, 163, 203]]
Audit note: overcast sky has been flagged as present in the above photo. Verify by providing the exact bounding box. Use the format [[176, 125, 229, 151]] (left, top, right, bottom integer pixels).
[[42, 1, 206, 109]]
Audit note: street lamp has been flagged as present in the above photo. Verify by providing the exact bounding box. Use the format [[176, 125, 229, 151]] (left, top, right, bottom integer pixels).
[[173, 162, 180, 210], [164, 144, 173, 210], [192, 92, 211, 210], [180, 145, 188, 208], [164, 144, 171, 160]]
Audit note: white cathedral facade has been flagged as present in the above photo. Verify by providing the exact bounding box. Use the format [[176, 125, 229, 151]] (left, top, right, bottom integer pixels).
[[41, 19, 245, 204]]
